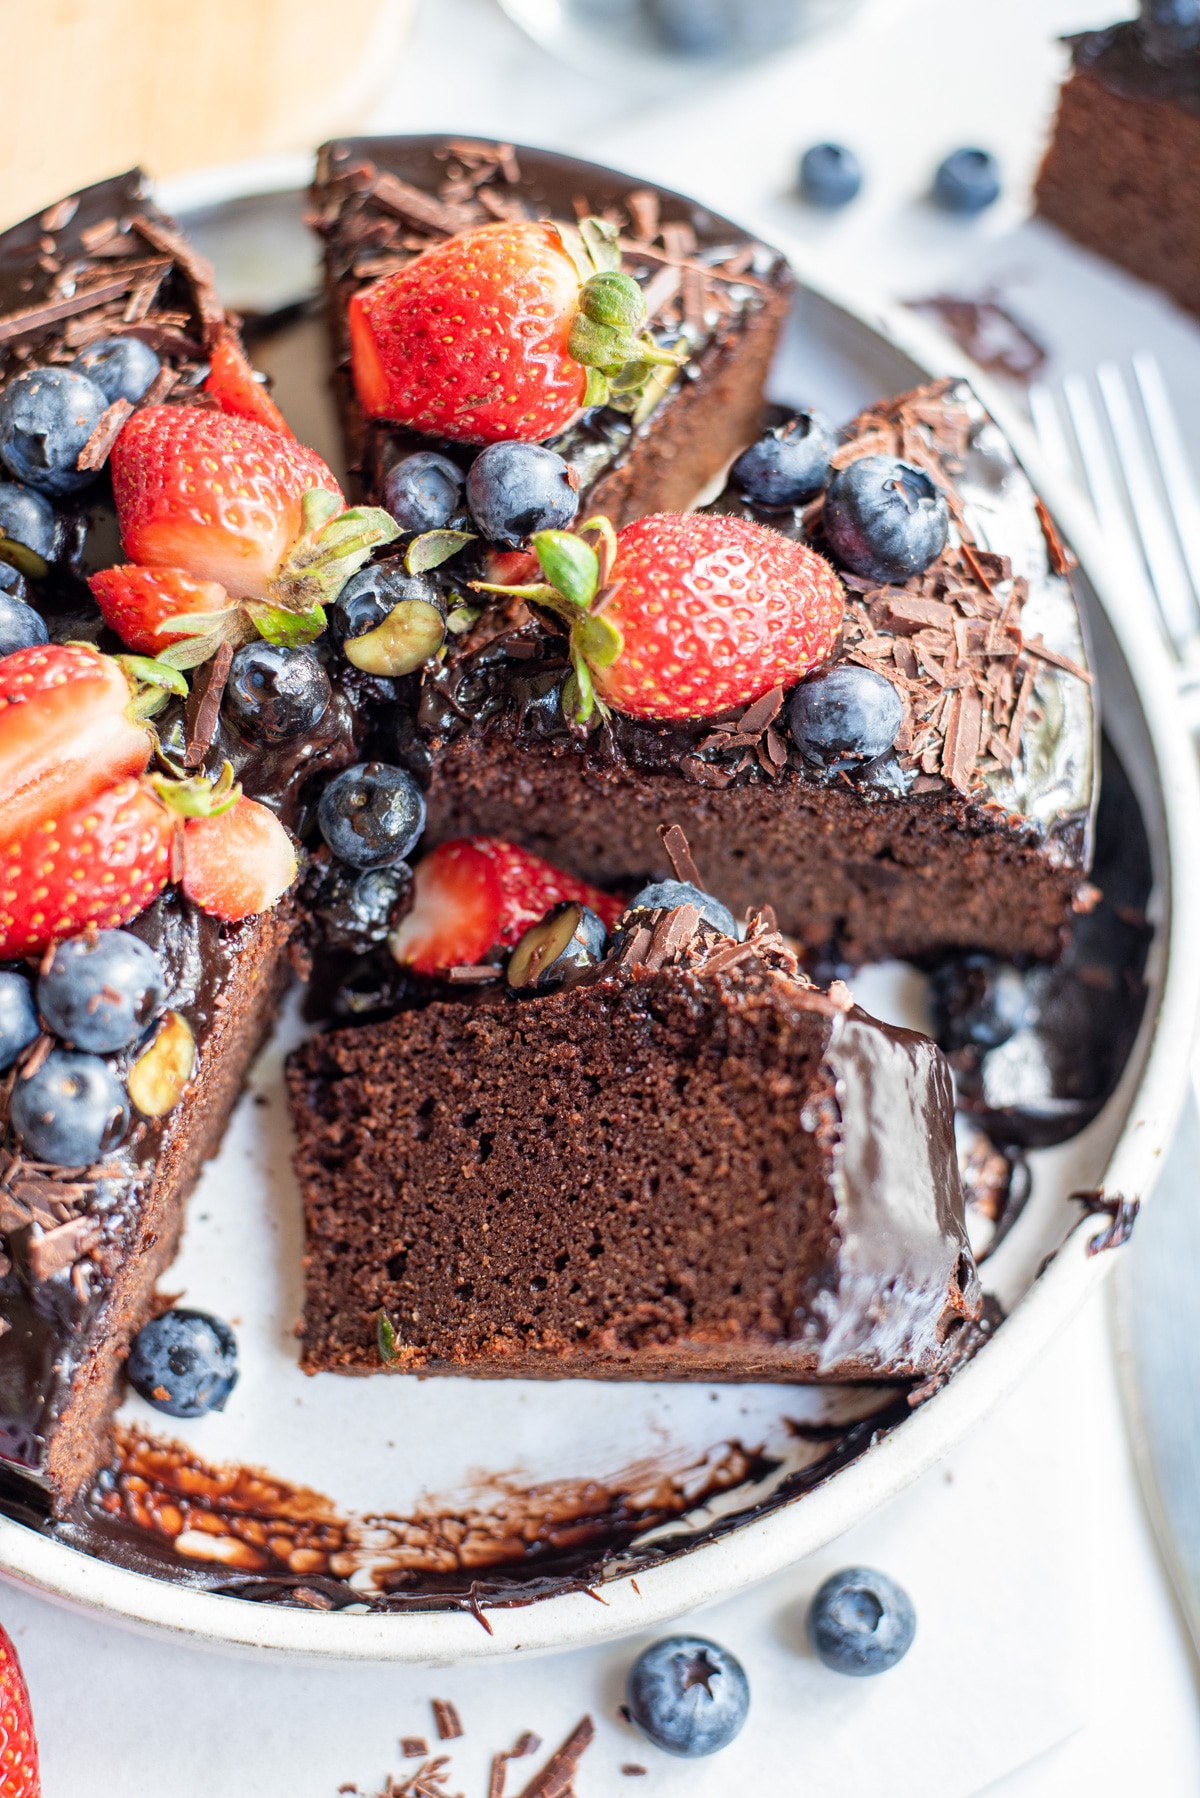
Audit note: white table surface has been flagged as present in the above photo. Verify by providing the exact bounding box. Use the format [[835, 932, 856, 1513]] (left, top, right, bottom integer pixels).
[[10, 0, 1200, 1791]]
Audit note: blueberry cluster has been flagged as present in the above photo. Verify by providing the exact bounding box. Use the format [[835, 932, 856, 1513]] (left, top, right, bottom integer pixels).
[[0, 337, 161, 498], [798, 142, 1001, 213]]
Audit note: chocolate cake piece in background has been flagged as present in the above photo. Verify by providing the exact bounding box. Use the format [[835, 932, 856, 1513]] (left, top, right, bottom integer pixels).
[[411, 378, 1095, 966], [1035, 5, 1200, 319], [290, 907, 980, 1384], [309, 135, 793, 523]]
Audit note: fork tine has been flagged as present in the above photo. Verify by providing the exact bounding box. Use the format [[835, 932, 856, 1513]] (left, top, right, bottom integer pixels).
[[1029, 383, 1076, 481], [1133, 351, 1200, 609], [1060, 372, 1150, 585], [1097, 360, 1198, 652]]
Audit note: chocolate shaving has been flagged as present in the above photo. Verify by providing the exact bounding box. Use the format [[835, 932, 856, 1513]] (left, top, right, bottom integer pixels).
[[1035, 497, 1075, 576], [183, 639, 235, 769], [735, 685, 784, 736], [870, 595, 956, 635], [642, 903, 700, 972], [941, 686, 983, 794], [27, 1215, 101, 1283], [639, 263, 681, 323], [371, 174, 472, 237], [19, 1034, 53, 1081], [514, 1717, 594, 1798], [1075, 1189, 1140, 1255], [401, 1740, 429, 1759], [76, 397, 134, 471], [626, 190, 660, 242], [0, 273, 158, 345], [129, 213, 224, 347], [40, 196, 80, 233], [141, 363, 179, 407], [446, 965, 502, 984], [614, 924, 652, 971], [679, 755, 734, 790], [1024, 635, 1093, 683], [488, 1731, 540, 1798], [431, 1700, 463, 1742], [657, 822, 703, 888]]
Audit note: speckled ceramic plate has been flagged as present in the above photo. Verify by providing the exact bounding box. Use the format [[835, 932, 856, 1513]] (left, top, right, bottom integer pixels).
[[0, 162, 1196, 1662]]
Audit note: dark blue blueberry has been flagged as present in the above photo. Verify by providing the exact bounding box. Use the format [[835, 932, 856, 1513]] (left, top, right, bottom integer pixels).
[[933, 148, 1001, 214], [0, 592, 47, 657], [71, 335, 161, 405], [311, 862, 412, 953], [382, 451, 465, 533], [127, 1308, 238, 1418], [0, 482, 55, 559], [0, 565, 21, 596], [789, 663, 903, 764], [731, 412, 833, 508], [10, 1049, 129, 1165], [0, 367, 108, 495], [627, 1635, 750, 1757], [800, 143, 862, 208], [1142, 0, 1200, 58], [808, 1566, 916, 1675], [625, 879, 737, 939], [225, 642, 331, 743], [465, 443, 579, 546], [929, 953, 1028, 1054], [0, 971, 39, 1071], [334, 565, 433, 643], [508, 901, 608, 991], [38, 929, 166, 1053], [318, 761, 427, 870], [823, 455, 949, 583]]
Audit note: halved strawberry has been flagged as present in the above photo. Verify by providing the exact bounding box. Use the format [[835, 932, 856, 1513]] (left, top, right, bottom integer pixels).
[[0, 774, 172, 958], [389, 837, 623, 975], [0, 1619, 38, 1798], [88, 564, 233, 656], [181, 795, 298, 921], [204, 336, 295, 439], [0, 645, 153, 847]]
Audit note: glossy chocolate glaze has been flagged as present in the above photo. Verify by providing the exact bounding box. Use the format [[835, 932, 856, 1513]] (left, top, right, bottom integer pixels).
[[1068, 20, 1200, 114]]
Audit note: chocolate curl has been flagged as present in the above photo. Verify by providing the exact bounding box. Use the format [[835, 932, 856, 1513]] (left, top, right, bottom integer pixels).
[[657, 822, 703, 889]]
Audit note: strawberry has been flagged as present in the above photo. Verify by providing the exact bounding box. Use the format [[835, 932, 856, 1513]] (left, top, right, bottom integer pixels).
[[349, 217, 682, 445], [88, 564, 233, 656], [389, 837, 624, 975], [204, 336, 295, 438], [0, 775, 172, 958], [0, 645, 153, 848], [475, 512, 845, 723], [0, 1620, 38, 1798], [181, 795, 298, 921]]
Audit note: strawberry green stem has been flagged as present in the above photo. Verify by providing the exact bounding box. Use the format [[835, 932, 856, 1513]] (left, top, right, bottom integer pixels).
[[263, 489, 401, 641]]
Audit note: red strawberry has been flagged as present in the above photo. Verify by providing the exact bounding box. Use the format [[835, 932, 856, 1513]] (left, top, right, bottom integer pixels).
[[0, 1620, 38, 1798], [181, 795, 298, 921], [110, 407, 344, 601], [204, 336, 295, 438], [389, 837, 624, 975], [0, 645, 152, 847], [0, 775, 172, 958], [88, 564, 233, 655]]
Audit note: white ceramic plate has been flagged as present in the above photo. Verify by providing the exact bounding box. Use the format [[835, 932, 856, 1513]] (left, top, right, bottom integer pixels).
[[0, 171, 1197, 1663]]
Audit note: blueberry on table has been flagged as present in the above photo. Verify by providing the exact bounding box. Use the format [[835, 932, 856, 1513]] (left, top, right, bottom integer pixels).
[[225, 642, 332, 743], [624, 878, 738, 940], [0, 971, 39, 1071], [336, 565, 446, 677], [508, 901, 608, 991], [800, 143, 862, 209], [823, 454, 949, 583], [465, 442, 579, 545], [933, 148, 1001, 214], [731, 412, 834, 508], [929, 952, 1029, 1054], [318, 762, 427, 870], [0, 367, 108, 495], [11, 1049, 129, 1165], [627, 1635, 750, 1756], [0, 593, 47, 657], [127, 1308, 238, 1418], [38, 929, 166, 1053], [71, 335, 161, 405], [0, 481, 55, 559], [789, 663, 903, 764], [808, 1566, 916, 1675], [382, 451, 465, 533]]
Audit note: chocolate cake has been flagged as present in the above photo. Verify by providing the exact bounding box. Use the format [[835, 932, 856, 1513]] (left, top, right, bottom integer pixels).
[[291, 901, 981, 1382], [1035, 3, 1200, 319], [309, 135, 794, 523]]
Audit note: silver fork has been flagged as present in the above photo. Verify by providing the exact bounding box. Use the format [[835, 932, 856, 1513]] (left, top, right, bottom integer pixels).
[[1029, 353, 1200, 725]]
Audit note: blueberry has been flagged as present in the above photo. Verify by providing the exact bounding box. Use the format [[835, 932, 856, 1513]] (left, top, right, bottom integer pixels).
[[627, 1635, 749, 1757], [646, 0, 733, 52], [0, 593, 47, 657], [465, 443, 579, 546], [225, 642, 331, 743], [0, 971, 39, 1071], [38, 929, 166, 1053], [929, 953, 1029, 1053], [0, 367, 108, 495], [731, 412, 833, 508], [624, 878, 737, 939], [800, 143, 862, 208], [127, 1308, 238, 1418], [318, 762, 427, 870], [789, 663, 902, 764], [823, 455, 949, 583], [933, 148, 1001, 214], [71, 335, 161, 405], [0, 482, 55, 559], [808, 1566, 916, 1675], [1143, 0, 1200, 58], [10, 1049, 129, 1165], [382, 451, 465, 533], [310, 861, 412, 953], [335, 565, 445, 676], [508, 901, 608, 991]]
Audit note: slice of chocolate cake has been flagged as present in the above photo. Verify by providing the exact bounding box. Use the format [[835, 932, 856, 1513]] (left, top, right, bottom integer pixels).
[[309, 135, 793, 523], [291, 902, 980, 1383], [1035, 3, 1200, 320]]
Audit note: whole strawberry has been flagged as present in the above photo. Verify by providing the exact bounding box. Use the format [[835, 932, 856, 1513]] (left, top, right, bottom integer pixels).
[[0, 1620, 39, 1797], [349, 218, 681, 445], [475, 512, 844, 722]]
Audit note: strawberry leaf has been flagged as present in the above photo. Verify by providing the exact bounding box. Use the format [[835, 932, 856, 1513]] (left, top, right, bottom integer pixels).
[[405, 528, 476, 575], [574, 610, 623, 670], [153, 759, 241, 819], [533, 531, 599, 609], [579, 215, 621, 273], [244, 599, 327, 647], [272, 495, 401, 612], [377, 1310, 402, 1365]]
